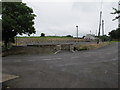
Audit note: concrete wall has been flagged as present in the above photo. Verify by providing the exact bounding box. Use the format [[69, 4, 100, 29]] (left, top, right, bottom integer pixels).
[[2, 44, 74, 56], [2, 45, 56, 56]]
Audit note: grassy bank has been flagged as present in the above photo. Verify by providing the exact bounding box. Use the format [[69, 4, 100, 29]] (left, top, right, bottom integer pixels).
[[111, 41, 120, 42], [14, 37, 84, 46], [75, 42, 112, 51]]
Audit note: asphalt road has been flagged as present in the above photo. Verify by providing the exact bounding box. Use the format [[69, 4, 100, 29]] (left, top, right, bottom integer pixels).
[[2, 42, 118, 88]]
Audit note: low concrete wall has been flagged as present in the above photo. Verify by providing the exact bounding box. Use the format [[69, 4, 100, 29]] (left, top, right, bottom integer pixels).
[[2, 44, 74, 56]]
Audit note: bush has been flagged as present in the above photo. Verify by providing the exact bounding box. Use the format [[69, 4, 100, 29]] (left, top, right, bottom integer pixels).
[[99, 35, 110, 42], [109, 28, 120, 41], [41, 33, 45, 37], [66, 35, 73, 38]]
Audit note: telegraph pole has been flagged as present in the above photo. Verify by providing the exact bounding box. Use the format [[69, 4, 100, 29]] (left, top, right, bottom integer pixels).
[[118, 1, 120, 27], [90, 30, 91, 34], [97, 0, 103, 44], [96, 30, 97, 36], [98, 11, 102, 37], [102, 20, 104, 36], [76, 25, 78, 38]]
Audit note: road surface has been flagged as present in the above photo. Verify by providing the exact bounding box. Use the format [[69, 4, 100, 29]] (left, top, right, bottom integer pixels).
[[2, 42, 118, 88]]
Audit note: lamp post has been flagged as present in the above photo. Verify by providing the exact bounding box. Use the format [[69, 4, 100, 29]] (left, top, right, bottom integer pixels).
[[76, 25, 78, 38]]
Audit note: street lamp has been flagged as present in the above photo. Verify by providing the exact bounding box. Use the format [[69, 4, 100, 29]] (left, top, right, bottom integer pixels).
[[76, 25, 78, 38]]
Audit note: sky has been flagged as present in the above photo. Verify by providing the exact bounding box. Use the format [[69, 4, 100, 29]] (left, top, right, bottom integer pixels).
[[23, 0, 118, 37]]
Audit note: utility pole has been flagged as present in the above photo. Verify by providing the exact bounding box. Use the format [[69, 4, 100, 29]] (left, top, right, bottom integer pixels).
[[102, 20, 104, 36], [96, 30, 97, 36], [118, 1, 120, 27], [90, 30, 91, 34], [98, 11, 102, 37], [76, 25, 78, 38]]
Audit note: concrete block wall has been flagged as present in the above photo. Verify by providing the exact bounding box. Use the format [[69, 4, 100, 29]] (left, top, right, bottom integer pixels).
[[2, 44, 75, 56]]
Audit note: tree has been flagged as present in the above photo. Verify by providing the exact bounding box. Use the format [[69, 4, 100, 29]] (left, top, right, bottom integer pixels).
[[111, 7, 120, 21], [82, 36, 85, 39], [2, 2, 36, 48], [0, 19, 1, 41], [109, 28, 120, 40], [0, 2, 1, 14], [41, 33, 45, 37], [99, 35, 110, 42], [109, 6, 120, 40], [66, 35, 73, 38]]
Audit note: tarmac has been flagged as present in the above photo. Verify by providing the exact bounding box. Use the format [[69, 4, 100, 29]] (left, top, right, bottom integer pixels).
[[2, 42, 119, 88]]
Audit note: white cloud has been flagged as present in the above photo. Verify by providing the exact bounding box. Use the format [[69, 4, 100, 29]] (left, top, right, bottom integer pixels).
[[23, 0, 118, 2], [23, 1, 118, 37]]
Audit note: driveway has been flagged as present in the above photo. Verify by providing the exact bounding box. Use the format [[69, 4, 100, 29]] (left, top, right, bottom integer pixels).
[[2, 42, 118, 88]]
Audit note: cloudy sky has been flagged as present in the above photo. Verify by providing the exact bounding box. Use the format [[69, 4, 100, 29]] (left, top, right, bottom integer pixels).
[[23, 0, 118, 37]]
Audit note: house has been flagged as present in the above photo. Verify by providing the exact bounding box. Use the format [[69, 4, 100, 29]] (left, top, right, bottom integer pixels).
[[84, 34, 96, 40]]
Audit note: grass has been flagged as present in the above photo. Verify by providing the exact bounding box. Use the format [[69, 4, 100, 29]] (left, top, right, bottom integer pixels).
[[75, 42, 112, 51], [13, 36, 84, 46], [111, 41, 120, 42]]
